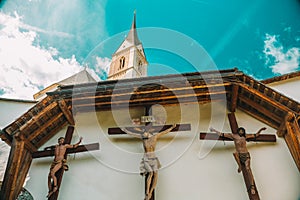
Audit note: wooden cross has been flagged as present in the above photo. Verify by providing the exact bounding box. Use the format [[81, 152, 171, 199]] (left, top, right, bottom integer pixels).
[[32, 126, 100, 200], [108, 106, 191, 200], [200, 112, 276, 200]]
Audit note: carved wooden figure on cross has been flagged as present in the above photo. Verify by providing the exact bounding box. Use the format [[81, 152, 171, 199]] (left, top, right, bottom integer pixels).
[[108, 106, 191, 200], [209, 126, 266, 195], [121, 124, 176, 200], [45, 136, 82, 198], [200, 113, 276, 200]]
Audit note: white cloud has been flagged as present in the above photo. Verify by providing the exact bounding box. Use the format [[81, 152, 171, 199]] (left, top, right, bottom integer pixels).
[[0, 12, 99, 100], [263, 33, 300, 75], [95, 56, 111, 79]]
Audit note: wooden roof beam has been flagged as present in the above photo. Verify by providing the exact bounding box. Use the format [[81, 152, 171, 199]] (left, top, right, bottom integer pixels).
[[69, 82, 231, 101], [58, 99, 75, 125], [14, 132, 37, 153], [72, 90, 228, 108], [238, 83, 294, 113], [18, 102, 58, 134], [0, 129, 12, 146], [238, 96, 282, 124], [35, 121, 68, 148], [26, 112, 64, 143]]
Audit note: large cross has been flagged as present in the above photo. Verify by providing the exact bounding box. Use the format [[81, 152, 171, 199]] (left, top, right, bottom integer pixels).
[[200, 112, 276, 200], [108, 106, 191, 200], [32, 126, 100, 200]]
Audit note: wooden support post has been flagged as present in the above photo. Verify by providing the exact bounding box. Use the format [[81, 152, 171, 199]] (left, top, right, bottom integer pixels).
[[0, 139, 32, 200], [284, 117, 300, 172]]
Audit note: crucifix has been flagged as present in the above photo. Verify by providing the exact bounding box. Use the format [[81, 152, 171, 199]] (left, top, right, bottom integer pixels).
[[200, 112, 276, 200], [108, 106, 191, 200], [31, 126, 100, 200]]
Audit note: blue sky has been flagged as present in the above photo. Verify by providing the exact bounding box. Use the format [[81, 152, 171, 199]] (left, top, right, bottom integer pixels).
[[0, 0, 299, 99]]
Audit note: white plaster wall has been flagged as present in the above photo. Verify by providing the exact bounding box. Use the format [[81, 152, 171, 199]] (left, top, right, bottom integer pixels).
[[267, 77, 300, 101], [26, 101, 300, 200]]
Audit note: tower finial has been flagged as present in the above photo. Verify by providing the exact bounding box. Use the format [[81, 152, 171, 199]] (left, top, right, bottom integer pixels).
[[132, 10, 137, 29]]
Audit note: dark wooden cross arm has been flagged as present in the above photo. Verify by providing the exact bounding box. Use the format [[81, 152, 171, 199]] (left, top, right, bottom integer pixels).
[[200, 132, 276, 142], [108, 124, 191, 135]]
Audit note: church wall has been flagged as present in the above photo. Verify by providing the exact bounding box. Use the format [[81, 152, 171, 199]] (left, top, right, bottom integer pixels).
[[26, 99, 300, 199], [0, 99, 36, 128], [267, 76, 300, 102]]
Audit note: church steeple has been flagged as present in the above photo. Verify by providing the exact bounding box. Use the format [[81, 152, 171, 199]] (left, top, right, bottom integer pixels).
[[108, 11, 148, 80], [125, 10, 141, 46]]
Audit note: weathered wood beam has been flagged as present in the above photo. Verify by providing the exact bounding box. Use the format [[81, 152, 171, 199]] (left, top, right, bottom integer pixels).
[[0, 139, 32, 200], [229, 84, 239, 112], [70, 82, 231, 101], [285, 118, 300, 172], [14, 131, 37, 153], [228, 112, 239, 134], [19, 102, 58, 133], [0, 129, 12, 146], [276, 112, 294, 137], [32, 143, 100, 158], [241, 163, 260, 200], [35, 121, 68, 149], [73, 90, 227, 109], [238, 83, 293, 113], [238, 107, 279, 130], [200, 133, 276, 142], [238, 96, 282, 124], [58, 99, 75, 125], [26, 113, 64, 142]]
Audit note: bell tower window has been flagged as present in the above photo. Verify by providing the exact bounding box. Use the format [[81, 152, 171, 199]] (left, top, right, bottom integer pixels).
[[119, 56, 125, 70]]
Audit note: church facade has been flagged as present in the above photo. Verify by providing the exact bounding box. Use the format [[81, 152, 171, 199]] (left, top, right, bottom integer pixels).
[[0, 14, 300, 200]]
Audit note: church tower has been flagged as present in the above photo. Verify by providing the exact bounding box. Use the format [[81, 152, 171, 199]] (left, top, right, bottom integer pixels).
[[108, 12, 148, 80]]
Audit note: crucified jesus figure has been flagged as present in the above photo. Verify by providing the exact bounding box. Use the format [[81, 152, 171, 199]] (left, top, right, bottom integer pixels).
[[45, 136, 82, 198], [122, 124, 176, 200], [210, 126, 266, 195]]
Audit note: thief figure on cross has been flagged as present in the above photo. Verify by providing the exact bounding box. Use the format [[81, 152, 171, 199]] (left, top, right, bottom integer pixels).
[[45, 136, 82, 197], [209, 126, 266, 195], [121, 124, 176, 200]]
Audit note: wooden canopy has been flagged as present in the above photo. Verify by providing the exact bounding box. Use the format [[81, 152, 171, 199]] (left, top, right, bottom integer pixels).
[[0, 68, 299, 199]]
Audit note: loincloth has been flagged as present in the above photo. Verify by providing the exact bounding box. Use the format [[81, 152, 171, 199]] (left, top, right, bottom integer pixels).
[[50, 159, 69, 171], [239, 152, 250, 164], [140, 156, 161, 174]]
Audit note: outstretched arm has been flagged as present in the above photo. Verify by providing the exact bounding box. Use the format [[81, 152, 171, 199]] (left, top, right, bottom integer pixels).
[[210, 127, 234, 139], [247, 127, 267, 139], [121, 128, 142, 138], [65, 137, 83, 149], [156, 124, 176, 137], [44, 145, 55, 151]]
